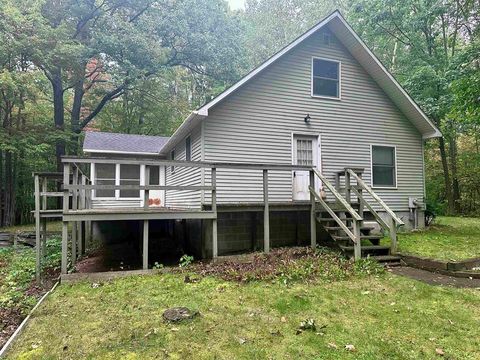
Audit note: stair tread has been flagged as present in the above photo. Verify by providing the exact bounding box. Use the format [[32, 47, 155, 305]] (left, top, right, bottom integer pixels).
[[332, 235, 383, 240], [340, 245, 390, 251], [324, 226, 374, 231], [317, 217, 353, 222]]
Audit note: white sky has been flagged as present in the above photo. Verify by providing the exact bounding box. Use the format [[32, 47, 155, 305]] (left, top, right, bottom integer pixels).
[[228, 0, 246, 10]]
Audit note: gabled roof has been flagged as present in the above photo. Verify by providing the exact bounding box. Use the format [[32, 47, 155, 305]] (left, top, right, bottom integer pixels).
[[160, 10, 441, 154], [83, 131, 169, 155]]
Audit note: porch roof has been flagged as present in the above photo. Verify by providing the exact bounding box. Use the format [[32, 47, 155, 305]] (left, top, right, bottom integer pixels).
[[83, 131, 169, 155]]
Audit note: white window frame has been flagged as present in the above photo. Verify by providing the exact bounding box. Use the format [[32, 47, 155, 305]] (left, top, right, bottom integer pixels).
[[370, 144, 398, 189], [91, 163, 145, 200], [311, 56, 341, 100]]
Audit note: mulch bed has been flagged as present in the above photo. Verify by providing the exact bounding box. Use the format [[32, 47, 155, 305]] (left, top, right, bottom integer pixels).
[[185, 247, 356, 283]]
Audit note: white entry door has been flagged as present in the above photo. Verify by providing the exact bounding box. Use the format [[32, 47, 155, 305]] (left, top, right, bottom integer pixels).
[[292, 135, 320, 200]]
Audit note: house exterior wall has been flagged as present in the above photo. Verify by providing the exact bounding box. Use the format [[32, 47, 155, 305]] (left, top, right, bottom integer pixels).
[[164, 124, 203, 208], [199, 26, 425, 212]]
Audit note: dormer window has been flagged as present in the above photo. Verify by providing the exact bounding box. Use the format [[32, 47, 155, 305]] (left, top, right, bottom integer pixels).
[[311, 58, 340, 99]]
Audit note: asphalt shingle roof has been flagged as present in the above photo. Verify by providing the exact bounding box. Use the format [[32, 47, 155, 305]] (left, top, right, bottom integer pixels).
[[83, 131, 170, 154]]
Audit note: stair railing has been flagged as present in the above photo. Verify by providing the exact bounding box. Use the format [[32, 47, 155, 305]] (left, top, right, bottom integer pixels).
[[308, 168, 363, 260], [345, 168, 404, 254]]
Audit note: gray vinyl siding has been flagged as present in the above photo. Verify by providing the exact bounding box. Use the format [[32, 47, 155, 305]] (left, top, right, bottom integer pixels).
[[201, 26, 424, 211], [165, 125, 202, 208]]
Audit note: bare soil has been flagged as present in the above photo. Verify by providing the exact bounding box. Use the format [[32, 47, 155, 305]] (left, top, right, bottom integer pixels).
[[390, 266, 480, 288]]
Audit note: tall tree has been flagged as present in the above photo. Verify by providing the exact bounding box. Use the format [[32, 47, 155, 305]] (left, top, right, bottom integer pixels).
[[348, 0, 479, 214], [1, 0, 245, 170]]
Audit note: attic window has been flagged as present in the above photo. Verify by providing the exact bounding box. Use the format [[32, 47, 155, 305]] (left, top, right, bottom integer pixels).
[[311, 58, 340, 99], [322, 32, 335, 46]]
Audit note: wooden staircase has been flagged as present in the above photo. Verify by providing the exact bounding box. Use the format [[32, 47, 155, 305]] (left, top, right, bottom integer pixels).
[[309, 168, 404, 266]]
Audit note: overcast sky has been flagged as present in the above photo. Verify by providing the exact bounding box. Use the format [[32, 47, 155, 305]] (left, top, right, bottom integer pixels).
[[228, 0, 245, 10]]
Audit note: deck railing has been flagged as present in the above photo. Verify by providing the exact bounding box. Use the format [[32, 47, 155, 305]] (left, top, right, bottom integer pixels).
[[58, 156, 313, 274], [345, 168, 404, 253]]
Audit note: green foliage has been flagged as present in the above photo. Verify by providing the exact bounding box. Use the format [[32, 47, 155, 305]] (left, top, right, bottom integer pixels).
[[0, 238, 61, 311], [179, 254, 194, 267], [0, 247, 37, 310]]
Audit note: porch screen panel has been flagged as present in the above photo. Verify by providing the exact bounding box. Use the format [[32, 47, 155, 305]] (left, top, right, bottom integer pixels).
[[95, 164, 115, 198], [120, 164, 140, 198], [296, 139, 313, 166]]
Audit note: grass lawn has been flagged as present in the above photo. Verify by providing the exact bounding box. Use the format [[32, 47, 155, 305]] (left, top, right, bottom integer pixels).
[[394, 216, 480, 261], [0, 221, 63, 233], [7, 267, 480, 359]]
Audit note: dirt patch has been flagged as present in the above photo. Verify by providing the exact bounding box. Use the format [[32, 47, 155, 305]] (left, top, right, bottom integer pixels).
[[75, 243, 141, 273], [0, 307, 23, 349], [0, 269, 58, 350], [390, 266, 480, 288]]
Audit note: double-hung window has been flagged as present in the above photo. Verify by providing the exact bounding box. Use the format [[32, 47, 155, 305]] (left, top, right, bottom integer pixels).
[[95, 164, 116, 198], [94, 163, 141, 199], [371, 145, 397, 187], [312, 58, 340, 99]]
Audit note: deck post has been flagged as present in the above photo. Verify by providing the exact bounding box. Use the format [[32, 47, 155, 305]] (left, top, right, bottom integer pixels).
[[41, 177, 48, 259], [143, 220, 149, 269], [211, 167, 218, 259], [144, 165, 150, 209], [357, 171, 364, 227], [71, 167, 78, 264], [345, 170, 351, 204], [61, 163, 70, 275], [263, 169, 270, 253], [85, 177, 92, 249], [353, 219, 361, 261], [309, 169, 316, 249], [390, 215, 397, 254], [34, 174, 41, 282], [79, 175, 86, 255]]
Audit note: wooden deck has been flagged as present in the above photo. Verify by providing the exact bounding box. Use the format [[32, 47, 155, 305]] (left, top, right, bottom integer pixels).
[[62, 207, 216, 221]]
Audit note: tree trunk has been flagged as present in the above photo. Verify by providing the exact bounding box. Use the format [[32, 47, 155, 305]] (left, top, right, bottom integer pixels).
[[449, 135, 461, 213], [51, 68, 66, 172], [438, 136, 454, 214], [70, 76, 85, 155]]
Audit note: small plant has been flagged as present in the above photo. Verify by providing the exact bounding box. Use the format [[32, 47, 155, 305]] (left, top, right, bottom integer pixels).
[[152, 262, 164, 270], [353, 258, 385, 276], [179, 254, 194, 268]]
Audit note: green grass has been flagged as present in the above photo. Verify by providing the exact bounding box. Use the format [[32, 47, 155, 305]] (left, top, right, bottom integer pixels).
[[7, 271, 480, 359], [393, 216, 480, 261], [0, 221, 63, 233]]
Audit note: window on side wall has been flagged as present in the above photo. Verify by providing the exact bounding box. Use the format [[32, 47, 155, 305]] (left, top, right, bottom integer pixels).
[[185, 136, 191, 161], [371, 145, 396, 188], [312, 58, 340, 98], [171, 150, 175, 173]]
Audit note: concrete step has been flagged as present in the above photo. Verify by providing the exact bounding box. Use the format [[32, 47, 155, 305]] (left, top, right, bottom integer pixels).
[[340, 245, 390, 252], [369, 255, 401, 263]]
